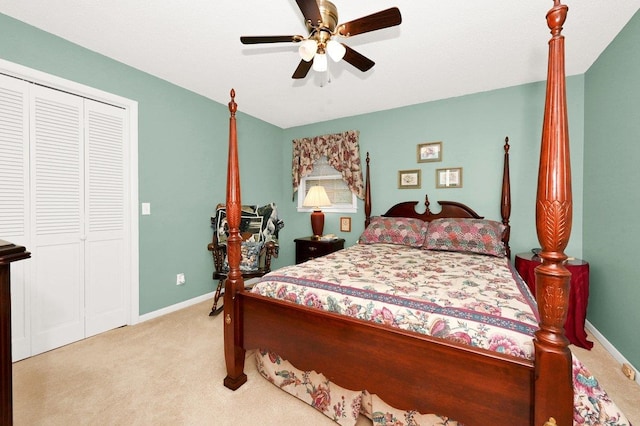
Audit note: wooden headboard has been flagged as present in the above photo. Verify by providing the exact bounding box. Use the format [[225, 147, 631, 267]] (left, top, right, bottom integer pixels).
[[383, 198, 483, 222], [363, 137, 512, 258]]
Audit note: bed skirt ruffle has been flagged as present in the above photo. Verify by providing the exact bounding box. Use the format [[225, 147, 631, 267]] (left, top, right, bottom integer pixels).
[[255, 349, 460, 426], [255, 349, 631, 426]]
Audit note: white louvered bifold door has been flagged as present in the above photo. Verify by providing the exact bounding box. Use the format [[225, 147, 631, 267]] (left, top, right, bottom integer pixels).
[[29, 85, 85, 355], [84, 99, 127, 337], [0, 74, 32, 360], [1, 71, 131, 361]]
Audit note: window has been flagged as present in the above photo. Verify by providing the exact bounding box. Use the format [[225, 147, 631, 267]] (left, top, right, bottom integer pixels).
[[297, 156, 357, 213]]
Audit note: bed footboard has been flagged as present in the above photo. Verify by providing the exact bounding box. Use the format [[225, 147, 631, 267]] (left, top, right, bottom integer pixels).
[[241, 292, 535, 426]]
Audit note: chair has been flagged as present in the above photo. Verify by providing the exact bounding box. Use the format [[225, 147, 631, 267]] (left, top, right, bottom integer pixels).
[[207, 203, 283, 316]]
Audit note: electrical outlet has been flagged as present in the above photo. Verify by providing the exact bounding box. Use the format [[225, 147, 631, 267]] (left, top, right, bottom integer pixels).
[[622, 363, 635, 381], [176, 273, 185, 285]]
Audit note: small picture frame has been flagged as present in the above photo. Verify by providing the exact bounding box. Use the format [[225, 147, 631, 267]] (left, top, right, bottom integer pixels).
[[436, 167, 463, 188], [398, 169, 421, 189], [417, 142, 442, 163], [340, 217, 351, 232]]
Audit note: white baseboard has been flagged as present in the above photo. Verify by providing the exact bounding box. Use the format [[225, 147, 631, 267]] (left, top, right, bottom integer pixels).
[[137, 292, 215, 323], [134, 279, 260, 324], [585, 320, 639, 385]]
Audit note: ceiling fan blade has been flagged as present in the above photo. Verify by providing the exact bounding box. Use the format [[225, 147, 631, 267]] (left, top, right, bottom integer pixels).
[[342, 45, 375, 72], [292, 59, 313, 79], [240, 35, 301, 44], [295, 0, 322, 26], [338, 7, 402, 37]]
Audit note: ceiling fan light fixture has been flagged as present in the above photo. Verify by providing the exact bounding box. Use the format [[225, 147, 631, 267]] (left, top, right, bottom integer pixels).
[[299, 39, 318, 62], [240, 2, 402, 80], [312, 52, 328, 72], [326, 39, 346, 62]]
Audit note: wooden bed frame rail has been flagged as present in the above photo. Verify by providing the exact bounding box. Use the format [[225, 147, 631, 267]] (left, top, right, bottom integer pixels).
[[221, 1, 573, 424], [241, 293, 535, 424]]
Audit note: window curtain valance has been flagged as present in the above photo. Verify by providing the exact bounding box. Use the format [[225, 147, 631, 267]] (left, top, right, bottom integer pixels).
[[292, 130, 365, 199]]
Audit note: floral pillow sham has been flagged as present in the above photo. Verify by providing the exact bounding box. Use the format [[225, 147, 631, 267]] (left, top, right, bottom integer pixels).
[[359, 216, 428, 247], [424, 217, 506, 257]]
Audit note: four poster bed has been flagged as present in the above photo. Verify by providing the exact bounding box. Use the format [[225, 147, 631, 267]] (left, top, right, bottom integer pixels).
[[220, 2, 628, 425]]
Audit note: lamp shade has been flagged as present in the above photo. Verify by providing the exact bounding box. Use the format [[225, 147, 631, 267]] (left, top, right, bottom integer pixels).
[[303, 186, 331, 209], [302, 186, 331, 238]]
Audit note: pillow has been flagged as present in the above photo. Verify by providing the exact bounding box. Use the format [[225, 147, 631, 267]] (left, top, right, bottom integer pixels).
[[424, 217, 506, 257], [223, 241, 263, 272], [358, 216, 428, 247]]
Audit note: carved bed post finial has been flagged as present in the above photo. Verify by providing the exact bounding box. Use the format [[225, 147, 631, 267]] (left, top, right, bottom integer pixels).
[[424, 194, 432, 215], [229, 89, 237, 115], [533, 2, 573, 425]]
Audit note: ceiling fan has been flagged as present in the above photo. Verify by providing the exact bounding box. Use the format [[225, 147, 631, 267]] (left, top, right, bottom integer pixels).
[[240, 0, 402, 79]]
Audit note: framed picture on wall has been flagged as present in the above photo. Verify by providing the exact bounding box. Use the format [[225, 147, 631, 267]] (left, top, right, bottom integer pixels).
[[417, 142, 442, 163], [436, 167, 463, 188], [340, 217, 351, 232], [398, 169, 421, 189]]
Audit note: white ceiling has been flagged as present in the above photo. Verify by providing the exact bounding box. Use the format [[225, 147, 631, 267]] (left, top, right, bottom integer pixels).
[[1, 1, 639, 129]]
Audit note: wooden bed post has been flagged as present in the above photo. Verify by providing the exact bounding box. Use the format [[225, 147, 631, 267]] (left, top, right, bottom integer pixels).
[[223, 89, 247, 390], [501, 137, 512, 259], [533, 2, 573, 425], [364, 152, 371, 228]]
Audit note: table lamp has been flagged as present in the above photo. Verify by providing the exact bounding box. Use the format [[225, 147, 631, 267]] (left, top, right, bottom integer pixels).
[[302, 185, 331, 239]]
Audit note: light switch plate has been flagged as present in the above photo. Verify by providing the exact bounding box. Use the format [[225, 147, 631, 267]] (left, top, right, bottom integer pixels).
[[141, 202, 151, 215]]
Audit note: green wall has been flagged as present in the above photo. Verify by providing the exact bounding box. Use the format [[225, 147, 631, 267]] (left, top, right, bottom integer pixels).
[[279, 78, 585, 266], [0, 13, 284, 314], [584, 9, 640, 369]]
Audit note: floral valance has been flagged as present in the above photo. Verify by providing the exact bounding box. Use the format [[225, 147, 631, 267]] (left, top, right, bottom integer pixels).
[[292, 130, 365, 199]]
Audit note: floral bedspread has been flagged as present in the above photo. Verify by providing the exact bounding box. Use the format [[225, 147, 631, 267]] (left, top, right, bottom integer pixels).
[[252, 243, 631, 426], [254, 243, 539, 359]]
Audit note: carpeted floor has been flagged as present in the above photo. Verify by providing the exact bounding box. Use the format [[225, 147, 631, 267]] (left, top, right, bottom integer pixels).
[[13, 299, 639, 425]]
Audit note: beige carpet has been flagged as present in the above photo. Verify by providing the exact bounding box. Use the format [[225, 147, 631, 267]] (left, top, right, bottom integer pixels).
[[13, 299, 639, 425]]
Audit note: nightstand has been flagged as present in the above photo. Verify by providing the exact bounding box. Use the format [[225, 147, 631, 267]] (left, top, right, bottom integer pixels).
[[294, 237, 345, 264], [515, 252, 592, 349]]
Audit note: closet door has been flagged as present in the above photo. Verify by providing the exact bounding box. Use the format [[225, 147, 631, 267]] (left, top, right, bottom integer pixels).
[[1, 68, 132, 360], [0, 74, 31, 360], [84, 99, 128, 337], [29, 85, 85, 355]]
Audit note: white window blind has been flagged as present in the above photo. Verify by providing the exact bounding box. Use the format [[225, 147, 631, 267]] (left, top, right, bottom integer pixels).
[[297, 156, 357, 213]]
